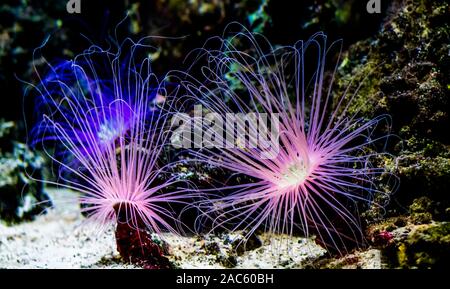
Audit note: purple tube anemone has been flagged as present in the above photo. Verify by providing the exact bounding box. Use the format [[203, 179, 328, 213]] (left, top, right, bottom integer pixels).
[[30, 40, 158, 160], [176, 29, 396, 253], [28, 38, 190, 239]]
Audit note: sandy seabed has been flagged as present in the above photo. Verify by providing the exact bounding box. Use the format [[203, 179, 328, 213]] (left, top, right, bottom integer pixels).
[[0, 188, 381, 269]]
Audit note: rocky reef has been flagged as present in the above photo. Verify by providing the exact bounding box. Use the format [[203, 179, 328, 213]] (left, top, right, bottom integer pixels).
[[0, 119, 51, 223], [0, 0, 448, 268], [314, 0, 449, 268]]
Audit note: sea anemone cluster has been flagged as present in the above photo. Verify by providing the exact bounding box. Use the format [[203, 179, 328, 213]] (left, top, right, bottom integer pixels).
[[29, 38, 190, 236], [28, 27, 396, 265]]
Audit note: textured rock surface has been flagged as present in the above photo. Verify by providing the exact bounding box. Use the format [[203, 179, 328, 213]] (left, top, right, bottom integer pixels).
[[0, 120, 51, 223], [335, 0, 449, 216], [328, 0, 449, 268]]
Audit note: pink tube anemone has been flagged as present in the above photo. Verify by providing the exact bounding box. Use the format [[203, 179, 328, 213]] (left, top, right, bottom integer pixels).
[[28, 38, 191, 236], [176, 28, 397, 253]]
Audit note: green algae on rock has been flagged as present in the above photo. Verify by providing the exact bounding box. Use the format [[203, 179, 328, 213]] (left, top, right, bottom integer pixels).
[[333, 0, 449, 217], [0, 120, 51, 224]]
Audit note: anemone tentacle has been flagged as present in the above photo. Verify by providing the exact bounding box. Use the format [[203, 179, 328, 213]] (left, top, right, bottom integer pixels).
[[29, 38, 192, 235], [176, 27, 397, 253]]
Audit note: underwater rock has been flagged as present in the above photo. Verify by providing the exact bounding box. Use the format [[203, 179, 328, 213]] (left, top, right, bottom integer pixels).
[[387, 222, 450, 269], [409, 197, 436, 224], [200, 234, 238, 268], [0, 1, 67, 121], [334, 0, 450, 218], [185, 232, 324, 269], [228, 232, 263, 256], [367, 214, 450, 268], [306, 249, 383, 269], [395, 154, 450, 212], [218, 253, 238, 268], [0, 120, 51, 224]]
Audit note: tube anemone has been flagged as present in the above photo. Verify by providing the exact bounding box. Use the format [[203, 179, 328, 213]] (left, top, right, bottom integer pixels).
[[30, 40, 157, 159], [27, 38, 192, 266], [176, 28, 397, 254]]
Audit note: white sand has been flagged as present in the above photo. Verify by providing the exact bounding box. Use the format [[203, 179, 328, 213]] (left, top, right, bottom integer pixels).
[[0, 188, 380, 269]]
